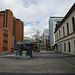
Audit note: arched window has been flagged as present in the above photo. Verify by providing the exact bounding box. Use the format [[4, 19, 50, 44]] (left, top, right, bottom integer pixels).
[[72, 17, 75, 32], [68, 42, 71, 52]]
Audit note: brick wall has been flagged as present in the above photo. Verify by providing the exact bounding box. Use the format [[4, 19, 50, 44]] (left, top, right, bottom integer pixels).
[[8, 31, 12, 52], [0, 27, 11, 52], [0, 28, 3, 52], [0, 9, 24, 52], [0, 12, 5, 27], [15, 19, 24, 43], [4, 9, 13, 33], [13, 17, 16, 36], [0, 9, 13, 34], [22, 22, 24, 42]]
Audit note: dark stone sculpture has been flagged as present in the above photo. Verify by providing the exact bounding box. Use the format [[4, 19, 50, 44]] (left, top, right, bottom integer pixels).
[[16, 42, 23, 56], [23, 40, 32, 58], [16, 41, 33, 58]]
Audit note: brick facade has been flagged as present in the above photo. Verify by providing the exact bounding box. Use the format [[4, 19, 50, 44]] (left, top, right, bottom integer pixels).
[[0, 11, 5, 27], [15, 19, 24, 43], [0, 9, 13, 33], [0, 9, 24, 52], [0, 27, 11, 52]]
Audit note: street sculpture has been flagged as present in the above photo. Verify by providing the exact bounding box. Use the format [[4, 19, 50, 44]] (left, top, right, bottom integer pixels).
[[16, 41, 33, 58]]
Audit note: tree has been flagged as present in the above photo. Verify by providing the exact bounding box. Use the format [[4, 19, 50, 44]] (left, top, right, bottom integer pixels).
[[33, 29, 40, 43]]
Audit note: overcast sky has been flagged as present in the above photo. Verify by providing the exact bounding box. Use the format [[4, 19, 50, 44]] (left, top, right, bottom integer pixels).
[[0, 0, 75, 38]]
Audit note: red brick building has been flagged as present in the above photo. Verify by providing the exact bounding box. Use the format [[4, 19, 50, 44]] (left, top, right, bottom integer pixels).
[[15, 19, 24, 43], [0, 27, 11, 52], [0, 9, 24, 52], [0, 9, 13, 33]]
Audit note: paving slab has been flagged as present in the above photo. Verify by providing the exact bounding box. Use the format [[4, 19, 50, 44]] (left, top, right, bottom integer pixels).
[[14, 55, 30, 59], [0, 51, 75, 73]]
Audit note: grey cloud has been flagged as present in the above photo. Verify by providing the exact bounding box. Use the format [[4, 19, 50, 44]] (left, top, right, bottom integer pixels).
[[0, 0, 74, 38]]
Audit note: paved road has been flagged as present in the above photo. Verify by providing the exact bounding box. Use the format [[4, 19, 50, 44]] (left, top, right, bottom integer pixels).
[[0, 50, 75, 74]]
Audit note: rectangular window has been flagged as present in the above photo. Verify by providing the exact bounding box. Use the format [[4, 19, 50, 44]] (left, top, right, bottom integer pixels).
[[72, 17, 75, 32], [3, 47, 7, 51], [59, 30, 61, 39], [64, 43, 66, 51], [67, 23, 69, 35], [68, 42, 71, 52], [63, 27, 65, 37], [74, 40, 75, 52], [55, 34, 56, 41], [57, 33, 58, 40]]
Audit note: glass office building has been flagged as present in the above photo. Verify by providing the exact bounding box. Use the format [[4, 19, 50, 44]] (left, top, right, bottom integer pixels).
[[49, 17, 63, 49]]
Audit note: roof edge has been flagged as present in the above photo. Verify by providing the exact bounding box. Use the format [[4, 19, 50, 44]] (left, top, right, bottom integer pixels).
[[55, 3, 75, 33]]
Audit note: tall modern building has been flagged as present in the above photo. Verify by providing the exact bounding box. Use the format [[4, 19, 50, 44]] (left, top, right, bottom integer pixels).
[[49, 17, 63, 48]]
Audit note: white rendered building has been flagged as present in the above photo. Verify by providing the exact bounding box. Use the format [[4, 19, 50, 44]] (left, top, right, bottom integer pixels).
[[55, 3, 75, 55]]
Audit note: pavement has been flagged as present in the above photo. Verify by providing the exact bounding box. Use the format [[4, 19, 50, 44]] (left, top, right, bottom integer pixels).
[[0, 50, 75, 74]]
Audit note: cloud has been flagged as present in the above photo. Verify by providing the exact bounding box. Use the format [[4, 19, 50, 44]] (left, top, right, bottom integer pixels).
[[24, 17, 50, 38], [0, 0, 75, 38]]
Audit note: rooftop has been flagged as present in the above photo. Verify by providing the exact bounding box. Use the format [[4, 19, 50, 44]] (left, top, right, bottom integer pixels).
[[0, 11, 5, 13], [50, 17, 63, 18], [55, 3, 75, 33]]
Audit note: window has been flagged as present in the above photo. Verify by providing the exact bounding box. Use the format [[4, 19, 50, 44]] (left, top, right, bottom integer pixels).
[[59, 30, 61, 39], [68, 42, 71, 52], [55, 34, 57, 41], [57, 34, 58, 40], [67, 23, 69, 35], [3, 47, 7, 51], [74, 40, 75, 52], [72, 17, 75, 32], [57, 33, 58, 40], [63, 27, 65, 37], [64, 43, 66, 51]]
